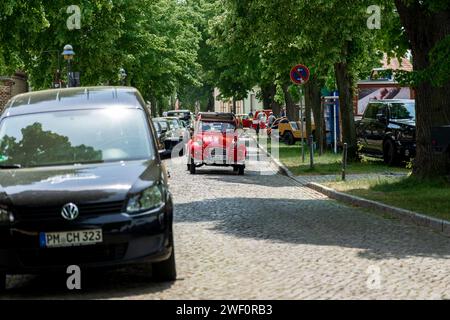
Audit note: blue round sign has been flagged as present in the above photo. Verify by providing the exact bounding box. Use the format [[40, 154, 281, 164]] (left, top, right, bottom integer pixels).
[[290, 64, 310, 85]]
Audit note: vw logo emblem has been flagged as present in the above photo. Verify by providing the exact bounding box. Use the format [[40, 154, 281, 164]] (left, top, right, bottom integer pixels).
[[61, 203, 79, 221]]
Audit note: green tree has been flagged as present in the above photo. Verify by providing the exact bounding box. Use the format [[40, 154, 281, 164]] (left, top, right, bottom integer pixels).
[[394, 0, 450, 177]]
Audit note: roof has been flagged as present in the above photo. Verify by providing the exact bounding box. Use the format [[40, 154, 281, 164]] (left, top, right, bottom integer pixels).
[[197, 112, 236, 122], [166, 110, 191, 113], [1, 86, 145, 117], [382, 55, 413, 72]]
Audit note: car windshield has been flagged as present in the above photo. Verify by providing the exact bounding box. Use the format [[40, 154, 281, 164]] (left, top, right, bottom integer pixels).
[[0, 108, 153, 168], [169, 119, 180, 129], [390, 102, 415, 120], [290, 122, 299, 130], [155, 119, 168, 131], [200, 121, 235, 133]]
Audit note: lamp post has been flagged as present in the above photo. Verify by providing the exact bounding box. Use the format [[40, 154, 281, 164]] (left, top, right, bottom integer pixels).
[[62, 44, 75, 88], [119, 68, 127, 86]]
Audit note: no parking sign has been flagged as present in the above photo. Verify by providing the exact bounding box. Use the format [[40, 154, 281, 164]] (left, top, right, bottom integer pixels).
[[290, 64, 310, 85]]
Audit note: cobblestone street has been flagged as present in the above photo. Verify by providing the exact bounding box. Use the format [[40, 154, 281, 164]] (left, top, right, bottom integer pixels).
[[2, 142, 450, 300]]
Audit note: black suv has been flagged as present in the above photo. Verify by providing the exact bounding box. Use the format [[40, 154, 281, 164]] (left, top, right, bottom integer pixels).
[[0, 87, 176, 290], [356, 99, 416, 165]]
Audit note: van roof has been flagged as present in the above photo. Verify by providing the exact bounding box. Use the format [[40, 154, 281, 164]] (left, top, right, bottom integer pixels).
[[2, 86, 146, 117]]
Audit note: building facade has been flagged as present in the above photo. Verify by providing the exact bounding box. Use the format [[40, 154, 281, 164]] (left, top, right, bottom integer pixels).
[[214, 87, 263, 115], [0, 71, 28, 111]]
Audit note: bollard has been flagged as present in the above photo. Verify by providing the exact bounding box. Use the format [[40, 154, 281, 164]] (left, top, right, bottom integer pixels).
[[309, 135, 314, 169], [342, 143, 348, 181]]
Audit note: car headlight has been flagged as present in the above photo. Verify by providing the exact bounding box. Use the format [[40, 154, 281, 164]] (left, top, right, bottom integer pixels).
[[0, 207, 14, 224], [126, 185, 164, 214]]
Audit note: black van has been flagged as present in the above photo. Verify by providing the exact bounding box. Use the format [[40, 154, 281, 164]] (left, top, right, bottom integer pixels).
[[0, 87, 176, 290]]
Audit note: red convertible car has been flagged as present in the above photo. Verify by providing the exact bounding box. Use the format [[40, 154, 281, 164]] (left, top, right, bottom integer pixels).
[[187, 112, 247, 175]]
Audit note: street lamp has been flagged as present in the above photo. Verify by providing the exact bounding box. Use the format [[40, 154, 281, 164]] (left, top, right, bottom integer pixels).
[[119, 68, 127, 86], [62, 44, 75, 87]]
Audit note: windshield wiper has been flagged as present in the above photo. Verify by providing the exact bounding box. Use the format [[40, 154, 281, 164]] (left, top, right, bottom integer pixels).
[[0, 164, 22, 169]]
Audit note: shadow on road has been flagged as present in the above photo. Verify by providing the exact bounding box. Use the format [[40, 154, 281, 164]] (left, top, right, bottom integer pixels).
[[1, 264, 175, 299], [175, 197, 450, 261]]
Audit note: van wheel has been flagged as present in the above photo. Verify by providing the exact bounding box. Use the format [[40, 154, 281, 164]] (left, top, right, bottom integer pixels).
[[0, 272, 6, 291], [189, 159, 196, 174], [152, 233, 177, 282], [383, 139, 398, 166], [284, 132, 295, 145]]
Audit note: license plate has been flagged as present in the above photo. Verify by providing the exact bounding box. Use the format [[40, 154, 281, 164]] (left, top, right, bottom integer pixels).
[[39, 229, 103, 248]]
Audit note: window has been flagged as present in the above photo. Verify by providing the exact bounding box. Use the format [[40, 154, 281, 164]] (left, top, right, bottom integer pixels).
[[0, 108, 153, 168], [390, 103, 415, 120], [364, 103, 382, 119], [199, 121, 235, 133]]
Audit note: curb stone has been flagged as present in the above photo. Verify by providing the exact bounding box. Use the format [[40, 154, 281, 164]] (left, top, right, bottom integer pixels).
[[256, 137, 450, 237]]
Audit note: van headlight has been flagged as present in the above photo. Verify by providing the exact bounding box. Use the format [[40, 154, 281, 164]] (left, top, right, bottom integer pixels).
[[126, 185, 164, 214], [0, 207, 14, 224]]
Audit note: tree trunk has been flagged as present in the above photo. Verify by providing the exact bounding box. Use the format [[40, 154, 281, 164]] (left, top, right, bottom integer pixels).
[[395, 1, 450, 177], [306, 77, 325, 153], [334, 59, 357, 160], [207, 87, 214, 112], [232, 98, 237, 114], [282, 83, 299, 121], [150, 95, 157, 117], [261, 83, 281, 116]]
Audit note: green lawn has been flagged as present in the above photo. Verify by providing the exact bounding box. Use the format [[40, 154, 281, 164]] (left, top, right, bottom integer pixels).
[[267, 141, 410, 176], [324, 177, 450, 222]]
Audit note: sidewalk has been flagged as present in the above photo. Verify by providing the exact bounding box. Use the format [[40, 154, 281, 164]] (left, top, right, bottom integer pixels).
[[255, 136, 450, 237], [292, 172, 407, 185]]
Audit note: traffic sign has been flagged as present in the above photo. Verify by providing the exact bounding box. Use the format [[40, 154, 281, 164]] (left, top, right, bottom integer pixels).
[[290, 64, 310, 85]]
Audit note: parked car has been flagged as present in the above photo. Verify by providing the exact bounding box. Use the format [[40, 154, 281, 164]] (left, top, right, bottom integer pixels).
[[165, 116, 191, 141], [152, 119, 167, 155], [187, 112, 246, 175], [236, 114, 252, 129], [0, 87, 176, 290], [356, 99, 416, 165], [153, 117, 185, 157], [165, 109, 195, 134], [252, 110, 272, 131]]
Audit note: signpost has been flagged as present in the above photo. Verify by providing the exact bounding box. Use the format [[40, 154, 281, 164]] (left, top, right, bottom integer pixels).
[[290, 64, 311, 163]]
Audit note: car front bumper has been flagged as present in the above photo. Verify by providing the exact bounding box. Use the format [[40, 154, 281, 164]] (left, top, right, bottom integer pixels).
[[0, 205, 173, 274]]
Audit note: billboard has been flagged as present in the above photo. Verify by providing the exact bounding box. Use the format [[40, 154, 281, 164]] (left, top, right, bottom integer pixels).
[[356, 83, 414, 116]]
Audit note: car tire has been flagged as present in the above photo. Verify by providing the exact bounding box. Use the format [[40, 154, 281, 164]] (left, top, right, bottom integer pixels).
[[189, 159, 196, 174], [383, 139, 398, 166], [237, 165, 245, 175], [0, 272, 6, 291], [284, 132, 295, 145], [152, 233, 177, 282]]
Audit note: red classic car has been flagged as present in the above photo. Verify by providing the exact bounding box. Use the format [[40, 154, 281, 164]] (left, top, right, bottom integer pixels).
[[187, 112, 247, 175], [252, 110, 272, 130], [236, 114, 253, 129]]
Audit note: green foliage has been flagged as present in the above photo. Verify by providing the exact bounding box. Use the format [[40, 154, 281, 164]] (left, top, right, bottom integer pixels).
[[0, 0, 202, 103]]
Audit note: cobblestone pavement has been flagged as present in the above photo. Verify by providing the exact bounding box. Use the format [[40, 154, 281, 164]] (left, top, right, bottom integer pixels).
[[2, 141, 450, 300]]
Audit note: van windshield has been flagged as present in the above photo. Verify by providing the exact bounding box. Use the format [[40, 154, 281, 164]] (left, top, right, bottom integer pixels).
[[0, 108, 153, 168], [390, 102, 416, 120]]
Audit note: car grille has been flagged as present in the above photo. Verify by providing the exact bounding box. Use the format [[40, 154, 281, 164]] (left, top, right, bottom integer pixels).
[[17, 243, 128, 267], [14, 201, 125, 222]]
